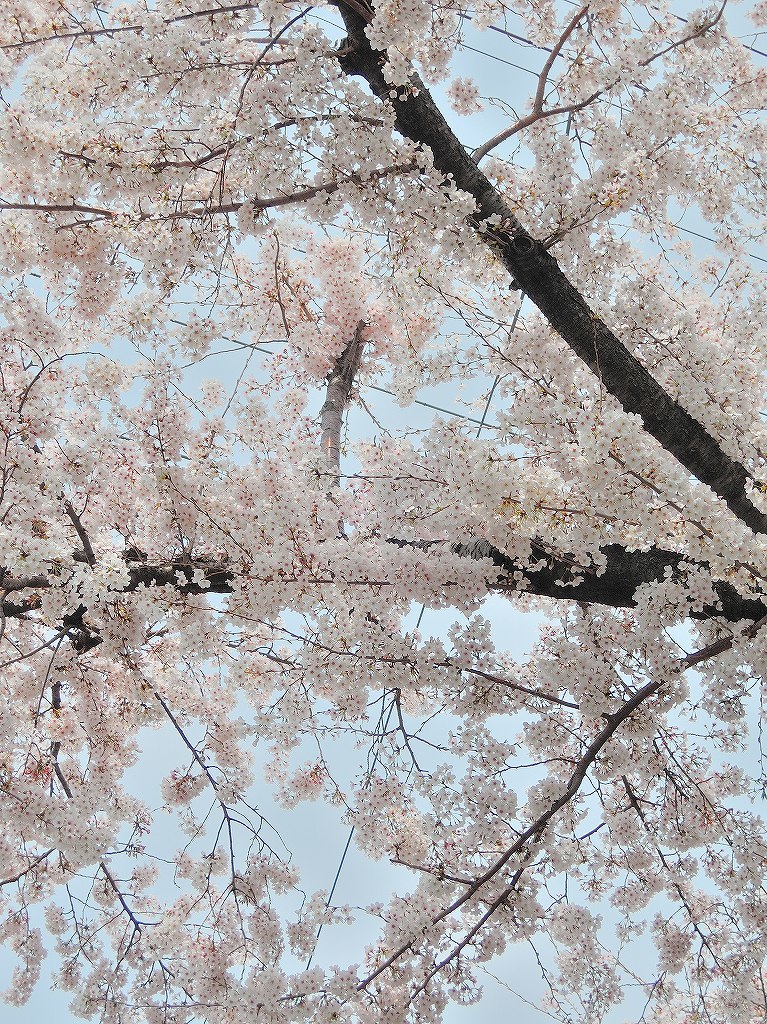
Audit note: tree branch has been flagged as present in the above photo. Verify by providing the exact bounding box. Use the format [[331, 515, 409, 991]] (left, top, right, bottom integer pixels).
[[333, 2, 767, 536], [473, 4, 590, 162], [453, 538, 767, 623], [63, 500, 96, 567], [2, 539, 764, 630], [357, 675, 662, 991], [683, 613, 767, 668], [0, 160, 417, 227]]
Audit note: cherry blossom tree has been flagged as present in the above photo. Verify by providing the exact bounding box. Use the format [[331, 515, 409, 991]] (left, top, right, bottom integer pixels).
[[2, 0, 767, 1020]]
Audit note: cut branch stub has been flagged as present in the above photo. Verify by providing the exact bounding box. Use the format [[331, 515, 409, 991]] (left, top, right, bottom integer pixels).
[[319, 322, 366, 488], [508, 234, 537, 262]]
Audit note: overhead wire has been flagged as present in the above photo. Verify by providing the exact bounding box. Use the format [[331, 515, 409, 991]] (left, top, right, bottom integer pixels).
[[461, 2, 767, 62], [305, 674, 413, 969]]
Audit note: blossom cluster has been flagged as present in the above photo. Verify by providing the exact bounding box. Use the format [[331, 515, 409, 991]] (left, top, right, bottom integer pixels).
[[1, 1, 767, 1023]]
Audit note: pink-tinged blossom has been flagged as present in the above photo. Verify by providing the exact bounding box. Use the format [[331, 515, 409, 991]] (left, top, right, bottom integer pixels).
[[1, 1, 767, 1023]]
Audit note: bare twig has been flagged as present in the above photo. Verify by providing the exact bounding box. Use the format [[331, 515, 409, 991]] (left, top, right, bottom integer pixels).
[[472, 2, 725, 163]]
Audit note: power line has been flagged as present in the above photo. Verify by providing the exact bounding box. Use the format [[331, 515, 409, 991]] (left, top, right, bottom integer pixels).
[[174, 330, 505, 430], [362, 382, 499, 430], [306, 692, 399, 969], [673, 223, 767, 266], [459, 39, 539, 75]]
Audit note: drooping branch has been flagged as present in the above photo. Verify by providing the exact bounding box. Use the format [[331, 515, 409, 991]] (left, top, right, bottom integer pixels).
[[332, 2, 767, 536]]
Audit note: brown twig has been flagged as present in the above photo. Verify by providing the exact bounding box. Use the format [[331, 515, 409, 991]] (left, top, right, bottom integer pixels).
[[472, 5, 590, 162], [683, 614, 767, 668]]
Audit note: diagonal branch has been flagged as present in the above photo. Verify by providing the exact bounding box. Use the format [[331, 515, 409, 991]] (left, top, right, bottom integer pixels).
[[473, 3, 590, 162], [356, 675, 662, 991], [63, 500, 96, 567], [332, 2, 767, 536], [683, 612, 767, 668]]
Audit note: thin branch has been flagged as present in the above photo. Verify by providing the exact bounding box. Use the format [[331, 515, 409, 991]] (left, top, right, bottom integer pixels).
[[683, 613, 767, 668], [0, 161, 417, 227], [356, 677, 661, 990], [99, 862, 149, 937], [0, 5, 269, 53], [63, 500, 96, 567], [0, 848, 55, 887], [455, 662, 579, 708], [473, 4, 589, 162], [472, 3, 726, 163]]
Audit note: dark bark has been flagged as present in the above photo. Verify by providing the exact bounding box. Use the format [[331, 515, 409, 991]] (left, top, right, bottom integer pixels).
[[333, 3, 767, 536], [452, 539, 767, 622], [3, 540, 765, 630]]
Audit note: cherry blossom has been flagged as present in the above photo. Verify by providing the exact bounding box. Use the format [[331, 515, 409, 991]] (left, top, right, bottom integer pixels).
[[1, 1, 767, 1022]]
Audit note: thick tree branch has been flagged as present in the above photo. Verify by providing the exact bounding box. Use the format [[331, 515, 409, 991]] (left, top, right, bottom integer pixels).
[[453, 538, 767, 623], [2, 540, 765, 628], [333, 3, 767, 536]]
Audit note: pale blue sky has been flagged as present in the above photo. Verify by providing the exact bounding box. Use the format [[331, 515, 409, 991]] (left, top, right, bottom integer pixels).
[[3, 3, 767, 1022]]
